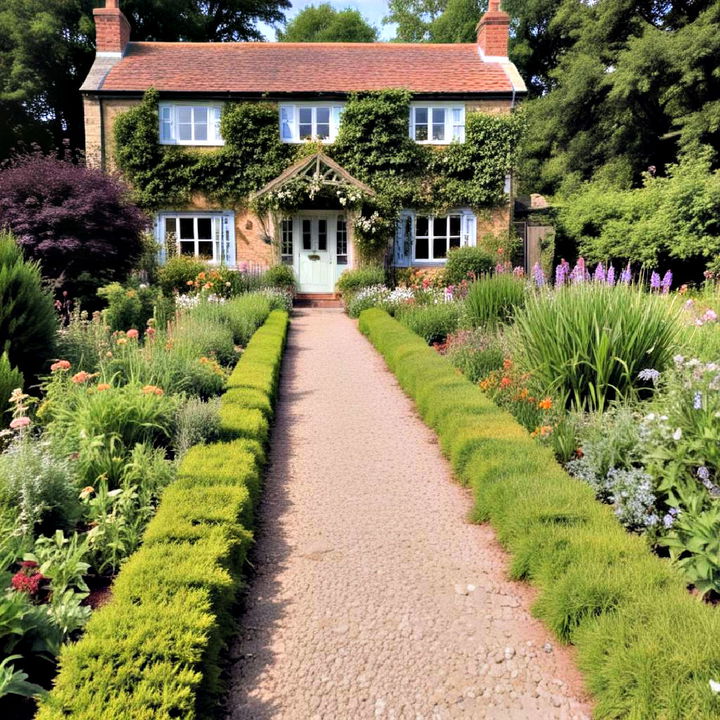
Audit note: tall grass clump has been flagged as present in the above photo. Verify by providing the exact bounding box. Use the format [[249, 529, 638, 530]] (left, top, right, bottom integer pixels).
[[464, 274, 528, 328], [511, 283, 681, 411], [187, 294, 271, 346], [395, 302, 461, 345]]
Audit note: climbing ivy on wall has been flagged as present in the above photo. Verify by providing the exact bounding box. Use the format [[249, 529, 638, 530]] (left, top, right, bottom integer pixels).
[[113, 88, 524, 251]]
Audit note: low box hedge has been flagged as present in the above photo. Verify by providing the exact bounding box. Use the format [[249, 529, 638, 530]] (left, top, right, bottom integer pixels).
[[359, 307, 720, 719], [37, 309, 289, 720]]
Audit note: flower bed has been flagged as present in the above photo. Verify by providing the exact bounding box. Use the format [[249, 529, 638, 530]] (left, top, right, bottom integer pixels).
[[359, 307, 720, 718], [35, 310, 289, 719]]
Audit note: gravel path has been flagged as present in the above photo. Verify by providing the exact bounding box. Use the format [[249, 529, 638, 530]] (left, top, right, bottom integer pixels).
[[225, 308, 592, 720]]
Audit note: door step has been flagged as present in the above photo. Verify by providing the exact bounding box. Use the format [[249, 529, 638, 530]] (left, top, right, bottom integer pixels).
[[295, 293, 343, 308]]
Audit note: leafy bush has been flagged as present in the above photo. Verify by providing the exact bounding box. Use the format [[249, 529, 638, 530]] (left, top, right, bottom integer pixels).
[[157, 255, 208, 295], [395, 302, 461, 344], [0, 230, 58, 379], [0, 353, 23, 422], [187, 294, 271, 347], [173, 397, 221, 457], [359, 307, 720, 719], [464, 273, 527, 328], [511, 283, 681, 411], [262, 264, 295, 290], [444, 329, 504, 383], [0, 153, 147, 298], [38, 311, 289, 719], [443, 246, 494, 286], [97, 282, 161, 333], [336, 266, 385, 296]]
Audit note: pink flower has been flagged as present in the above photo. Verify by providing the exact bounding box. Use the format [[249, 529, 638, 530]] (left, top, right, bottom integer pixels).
[[72, 371, 90, 384], [126, 329, 139, 340], [9, 417, 30, 430], [50, 360, 71, 372]]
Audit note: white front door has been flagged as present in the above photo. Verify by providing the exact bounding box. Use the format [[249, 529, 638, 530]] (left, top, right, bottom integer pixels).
[[296, 215, 335, 293]]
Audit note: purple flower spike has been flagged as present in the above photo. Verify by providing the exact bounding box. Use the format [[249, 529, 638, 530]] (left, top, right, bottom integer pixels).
[[555, 260, 569, 286], [593, 263, 606, 283], [620, 263, 632, 284], [607, 265, 616, 286], [650, 271, 661, 290], [532, 262, 545, 287], [661, 270, 673, 294]]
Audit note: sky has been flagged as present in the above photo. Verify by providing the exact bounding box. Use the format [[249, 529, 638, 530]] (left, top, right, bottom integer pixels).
[[258, 0, 397, 41]]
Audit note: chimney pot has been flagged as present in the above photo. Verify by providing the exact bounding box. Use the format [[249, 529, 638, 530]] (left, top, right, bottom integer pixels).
[[477, 1, 510, 59], [94, 0, 131, 56]]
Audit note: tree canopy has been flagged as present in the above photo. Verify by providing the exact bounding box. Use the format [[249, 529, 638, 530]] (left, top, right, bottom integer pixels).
[[0, 0, 290, 159], [278, 4, 377, 42]]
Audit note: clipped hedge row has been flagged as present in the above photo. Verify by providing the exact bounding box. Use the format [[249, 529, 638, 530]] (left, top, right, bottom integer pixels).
[[359, 308, 720, 720], [37, 309, 290, 720]]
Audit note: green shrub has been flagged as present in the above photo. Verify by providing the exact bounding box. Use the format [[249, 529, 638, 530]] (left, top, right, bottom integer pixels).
[[445, 329, 504, 383], [157, 255, 208, 295], [359, 308, 720, 719], [0, 352, 23, 422], [395, 302, 461, 344], [97, 282, 160, 333], [336, 266, 385, 296], [262, 264, 295, 290], [188, 293, 271, 347], [443, 246, 494, 286], [511, 283, 681, 411], [0, 230, 58, 379], [38, 310, 289, 719], [464, 274, 527, 328]]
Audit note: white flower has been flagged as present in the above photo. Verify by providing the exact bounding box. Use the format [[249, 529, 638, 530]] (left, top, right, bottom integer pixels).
[[710, 679, 720, 694], [672, 428, 683, 441]]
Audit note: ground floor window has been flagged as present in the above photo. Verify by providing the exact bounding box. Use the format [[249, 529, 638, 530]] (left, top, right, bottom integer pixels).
[[158, 212, 235, 265]]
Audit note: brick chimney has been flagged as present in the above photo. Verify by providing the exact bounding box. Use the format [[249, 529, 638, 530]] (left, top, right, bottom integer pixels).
[[94, 0, 131, 56], [477, 0, 510, 59]]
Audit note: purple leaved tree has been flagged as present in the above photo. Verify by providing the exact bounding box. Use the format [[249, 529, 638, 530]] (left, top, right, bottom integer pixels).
[[0, 151, 147, 300]]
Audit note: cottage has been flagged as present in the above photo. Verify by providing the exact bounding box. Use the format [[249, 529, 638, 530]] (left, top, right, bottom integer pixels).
[[83, 0, 527, 294]]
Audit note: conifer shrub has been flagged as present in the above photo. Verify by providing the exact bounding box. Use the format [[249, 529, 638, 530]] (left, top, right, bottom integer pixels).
[[0, 230, 58, 379], [0, 352, 23, 421]]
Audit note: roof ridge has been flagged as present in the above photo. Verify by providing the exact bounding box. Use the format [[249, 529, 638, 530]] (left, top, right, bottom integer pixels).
[[126, 41, 479, 49]]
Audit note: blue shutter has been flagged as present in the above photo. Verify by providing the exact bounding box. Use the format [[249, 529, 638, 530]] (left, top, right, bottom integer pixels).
[[222, 213, 236, 267], [280, 105, 295, 142], [462, 212, 477, 248], [394, 212, 413, 267], [156, 214, 168, 264]]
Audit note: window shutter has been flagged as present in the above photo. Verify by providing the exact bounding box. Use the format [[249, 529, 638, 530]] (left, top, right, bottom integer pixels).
[[280, 105, 295, 142], [220, 213, 236, 267], [452, 107, 465, 142], [159, 106, 173, 143], [211, 106, 222, 143], [394, 212, 413, 267], [155, 214, 168, 264], [463, 212, 477, 248], [332, 106, 343, 138]]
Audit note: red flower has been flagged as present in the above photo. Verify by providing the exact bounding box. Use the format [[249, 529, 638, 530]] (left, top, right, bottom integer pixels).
[[12, 568, 44, 595]]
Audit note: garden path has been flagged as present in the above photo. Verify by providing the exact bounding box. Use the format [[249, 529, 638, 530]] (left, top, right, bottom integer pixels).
[[225, 308, 592, 720]]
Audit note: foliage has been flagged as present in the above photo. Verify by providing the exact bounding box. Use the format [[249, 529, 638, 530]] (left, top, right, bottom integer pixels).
[[156, 255, 209, 295], [443, 328, 504, 383], [464, 273, 527, 327], [0, 154, 147, 298], [559, 154, 720, 274], [37, 311, 289, 719], [336, 266, 386, 297], [443, 247, 494, 286], [0, 353, 23, 422], [384, 0, 446, 41], [97, 282, 162, 333], [510, 283, 681, 411], [359, 307, 720, 719], [277, 3, 377, 41], [395, 301, 462, 344], [0, 231, 58, 380], [173, 397, 221, 457], [262, 264, 295, 290]]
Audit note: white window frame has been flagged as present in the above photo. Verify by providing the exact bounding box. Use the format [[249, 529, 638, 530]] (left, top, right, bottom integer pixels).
[[156, 212, 236, 267], [397, 209, 476, 265], [409, 103, 466, 145], [159, 103, 224, 146], [279, 103, 344, 143]]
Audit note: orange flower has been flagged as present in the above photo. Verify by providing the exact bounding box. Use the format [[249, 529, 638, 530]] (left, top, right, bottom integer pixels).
[[97, 383, 111, 392], [186, 280, 195, 286], [50, 360, 71, 372], [517, 388, 529, 400], [503, 358, 513, 370], [72, 371, 90, 384], [79, 486, 95, 500], [116, 337, 128, 346], [500, 376, 512, 388], [142, 385, 164, 396], [126, 329, 139, 340], [538, 397, 553, 410]]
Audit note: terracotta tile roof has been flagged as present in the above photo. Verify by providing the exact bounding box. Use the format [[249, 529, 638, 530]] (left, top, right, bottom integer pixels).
[[97, 42, 517, 95]]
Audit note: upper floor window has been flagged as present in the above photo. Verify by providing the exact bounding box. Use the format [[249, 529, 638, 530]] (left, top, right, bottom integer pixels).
[[159, 103, 224, 146], [410, 105, 465, 144], [279, 104, 344, 143]]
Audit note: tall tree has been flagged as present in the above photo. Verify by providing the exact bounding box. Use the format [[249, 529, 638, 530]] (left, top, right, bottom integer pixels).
[[278, 4, 377, 42], [430, 0, 484, 43], [384, 0, 445, 42], [0, 0, 290, 159]]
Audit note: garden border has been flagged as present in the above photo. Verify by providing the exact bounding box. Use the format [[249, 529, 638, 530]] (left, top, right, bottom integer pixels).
[[359, 307, 720, 718], [36, 309, 290, 720]]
